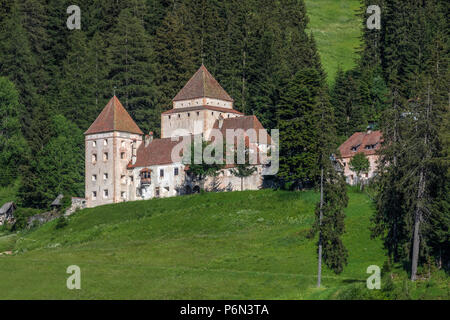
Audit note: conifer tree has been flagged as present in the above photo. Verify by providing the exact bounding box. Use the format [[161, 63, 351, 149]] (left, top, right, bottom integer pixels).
[[309, 89, 349, 286], [277, 68, 323, 187], [154, 2, 196, 116], [107, 8, 158, 134], [0, 78, 29, 186]]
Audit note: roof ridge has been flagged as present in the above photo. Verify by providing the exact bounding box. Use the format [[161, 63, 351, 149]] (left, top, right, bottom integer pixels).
[[173, 65, 234, 102]]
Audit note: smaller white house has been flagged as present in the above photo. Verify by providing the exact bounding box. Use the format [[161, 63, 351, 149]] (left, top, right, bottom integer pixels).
[[338, 129, 383, 185]]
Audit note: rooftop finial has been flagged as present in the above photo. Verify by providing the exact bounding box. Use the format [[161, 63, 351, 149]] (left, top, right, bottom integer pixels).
[[113, 86, 117, 96]]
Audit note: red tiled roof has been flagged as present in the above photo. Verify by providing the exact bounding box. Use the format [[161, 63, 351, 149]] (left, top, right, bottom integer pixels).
[[212, 115, 271, 144], [84, 96, 143, 135], [130, 137, 191, 168], [161, 105, 243, 115], [173, 64, 234, 102], [339, 130, 382, 158]]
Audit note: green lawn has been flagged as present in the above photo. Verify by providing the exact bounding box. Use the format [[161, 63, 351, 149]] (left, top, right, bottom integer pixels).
[[0, 189, 392, 299], [305, 0, 362, 83]]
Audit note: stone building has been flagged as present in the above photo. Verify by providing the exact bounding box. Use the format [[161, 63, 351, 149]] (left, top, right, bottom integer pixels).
[[0, 202, 16, 226], [84, 65, 270, 208], [338, 129, 382, 185]]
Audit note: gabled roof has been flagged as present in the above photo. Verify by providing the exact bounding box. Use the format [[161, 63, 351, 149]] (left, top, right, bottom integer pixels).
[[85, 96, 144, 135], [51, 194, 64, 206], [130, 136, 191, 168], [339, 130, 382, 158], [0, 202, 15, 214], [173, 65, 234, 102], [212, 115, 271, 144]]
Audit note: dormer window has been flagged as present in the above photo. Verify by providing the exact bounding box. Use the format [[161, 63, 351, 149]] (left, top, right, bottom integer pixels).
[[351, 144, 360, 152]]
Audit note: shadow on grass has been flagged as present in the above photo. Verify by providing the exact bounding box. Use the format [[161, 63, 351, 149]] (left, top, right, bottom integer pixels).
[[342, 279, 365, 284]]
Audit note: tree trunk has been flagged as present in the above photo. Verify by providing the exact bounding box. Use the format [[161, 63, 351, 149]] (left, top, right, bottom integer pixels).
[[241, 177, 243, 191], [317, 167, 324, 287], [412, 84, 431, 281], [411, 169, 424, 281]]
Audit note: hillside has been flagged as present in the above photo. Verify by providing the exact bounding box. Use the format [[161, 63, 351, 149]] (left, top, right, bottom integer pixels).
[[305, 0, 362, 83], [0, 189, 381, 299], [1, 189, 448, 299]]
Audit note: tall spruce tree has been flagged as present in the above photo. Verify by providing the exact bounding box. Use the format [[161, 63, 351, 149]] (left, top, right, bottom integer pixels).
[[0, 78, 29, 186], [309, 89, 349, 286], [107, 7, 158, 134]]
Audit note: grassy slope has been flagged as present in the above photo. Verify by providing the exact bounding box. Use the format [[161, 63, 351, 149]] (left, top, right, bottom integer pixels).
[[0, 189, 389, 299], [305, 0, 362, 83]]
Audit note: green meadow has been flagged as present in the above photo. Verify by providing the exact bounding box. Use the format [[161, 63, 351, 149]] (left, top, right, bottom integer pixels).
[[305, 0, 362, 83], [1, 189, 448, 299]]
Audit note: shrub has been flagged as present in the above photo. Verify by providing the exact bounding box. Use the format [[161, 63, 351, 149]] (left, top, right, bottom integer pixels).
[[55, 216, 68, 229]]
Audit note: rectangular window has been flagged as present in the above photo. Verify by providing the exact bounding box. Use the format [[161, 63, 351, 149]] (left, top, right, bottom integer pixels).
[[196, 112, 200, 116], [121, 175, 126, 184], [92, 141, 96, 147], [92, 191, 97, 200], [160, 169, 164, 177], [155, 187, 160, 197], [104, 189, 109, 198], [174, 168, 179, 176], [92, 154, 97, 163], [92, 174, 97, 182], [103, 173, 108, 180], [104, 152, 108, 161], [121, 191, 126, 199], [121, 152, 125, 159], [130, 176, 134, 182], [104, 139, 108, 146]]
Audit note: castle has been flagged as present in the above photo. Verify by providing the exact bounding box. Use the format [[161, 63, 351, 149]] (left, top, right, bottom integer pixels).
[[84, 65, 270, 208]]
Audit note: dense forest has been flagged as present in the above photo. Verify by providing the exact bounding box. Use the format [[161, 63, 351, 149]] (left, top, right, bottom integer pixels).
[[0, 0, 448, 277]]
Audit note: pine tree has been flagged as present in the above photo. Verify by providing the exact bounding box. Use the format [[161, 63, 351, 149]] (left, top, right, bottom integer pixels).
[[0, 78, 29, 186], [107, 8, 158, 134], [154, 2, 196, 117], [0, 0, 38, 137], [277, 68, 323, 187], [309, 89, 349, 285], [18, 115, 84, 209]]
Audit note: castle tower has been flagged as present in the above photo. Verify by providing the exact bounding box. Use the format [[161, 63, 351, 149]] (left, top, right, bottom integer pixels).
[[161, 64, 243, 139], [84, 96, 143, 208]]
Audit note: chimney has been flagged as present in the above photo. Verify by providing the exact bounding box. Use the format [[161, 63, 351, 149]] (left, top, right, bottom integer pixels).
[[366, 125, 372, 135], [145, 132, 153, 147]]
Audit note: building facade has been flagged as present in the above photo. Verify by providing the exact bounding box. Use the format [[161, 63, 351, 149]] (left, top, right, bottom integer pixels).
[[338, 129, 383, 185], [84, 65, 269, 208]]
